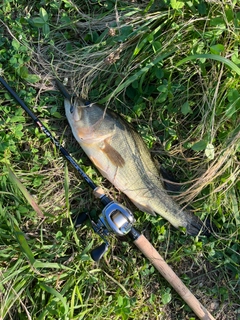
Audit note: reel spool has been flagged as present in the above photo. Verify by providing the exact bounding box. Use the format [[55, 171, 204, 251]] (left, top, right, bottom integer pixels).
[[75, 202, 135, 261], [95, 202, 135, 236]]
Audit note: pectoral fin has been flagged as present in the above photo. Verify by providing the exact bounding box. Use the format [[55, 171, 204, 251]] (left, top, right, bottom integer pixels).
[[101, 139, 125, 168]]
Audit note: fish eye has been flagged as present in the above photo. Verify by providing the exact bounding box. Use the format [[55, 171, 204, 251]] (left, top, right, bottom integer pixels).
[[84, 101, 91, 108], [70, 96, 76, 113]]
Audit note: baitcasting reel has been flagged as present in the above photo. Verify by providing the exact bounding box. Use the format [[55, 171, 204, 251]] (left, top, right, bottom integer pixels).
[[74, 201, 135, 261]]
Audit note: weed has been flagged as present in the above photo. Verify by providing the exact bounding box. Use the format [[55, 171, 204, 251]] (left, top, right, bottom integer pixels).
[[0, 1, 239, 319]]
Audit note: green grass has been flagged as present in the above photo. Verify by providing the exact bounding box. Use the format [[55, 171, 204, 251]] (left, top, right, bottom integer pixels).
[[0, 0, 239, 319]]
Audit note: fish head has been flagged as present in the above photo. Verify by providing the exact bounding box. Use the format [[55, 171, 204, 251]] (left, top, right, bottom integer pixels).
[[64, 96, 88, 126], [64, 96, 114, 143]]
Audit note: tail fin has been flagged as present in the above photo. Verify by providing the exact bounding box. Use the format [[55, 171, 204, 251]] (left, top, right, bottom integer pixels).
[[185, 212, 214, 236], [159, 167, 215, 236]]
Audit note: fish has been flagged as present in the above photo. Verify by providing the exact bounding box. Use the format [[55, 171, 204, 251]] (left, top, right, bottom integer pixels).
[[61, 91, 210, 236]]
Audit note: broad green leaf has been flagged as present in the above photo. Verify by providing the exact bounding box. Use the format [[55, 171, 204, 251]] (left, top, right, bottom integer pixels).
[[226, 89, 240, 118], [227, 89, 239, 102], [210, 16, 225, 27], [32, 17, 45, 27], [154, 68, 164, 79], [15, 124, 24, 138], [19, 66, 29, 79], [205, 143, 215, 160], [25, 74, 40, 83], [42, 23, 50, 36], [9, 115, 26, 123], [12, 39, 20, 50], [210, 44, 224, 55], [165, 139, 172, 151], [9, 56, 18, 67], [40, 8, 48, 22], [161, 290, 172, 305], [170, 0, 185, 10], [118, 295, 123, 307], [181, 101, 193, 115], [191, 140, 207, 151], [176, 54, 240, 75], [225, 8, 234, 22], [197, 2, 207, 15], [232, 54, 240, 65], [157, 84, 168, 93]]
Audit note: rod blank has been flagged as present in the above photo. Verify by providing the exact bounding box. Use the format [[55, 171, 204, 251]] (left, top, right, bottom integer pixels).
[[134, 234, 215, 320]]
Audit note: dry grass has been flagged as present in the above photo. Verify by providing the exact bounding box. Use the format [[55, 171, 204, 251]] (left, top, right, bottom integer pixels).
[[0, 1, 239, 319]]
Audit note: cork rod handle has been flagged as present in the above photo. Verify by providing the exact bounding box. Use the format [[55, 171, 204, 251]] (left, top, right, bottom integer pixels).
[[133, 234, 215, 320]]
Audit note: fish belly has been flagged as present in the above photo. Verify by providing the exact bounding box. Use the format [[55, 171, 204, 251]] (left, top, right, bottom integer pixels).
[[79, 130, 187, 230]]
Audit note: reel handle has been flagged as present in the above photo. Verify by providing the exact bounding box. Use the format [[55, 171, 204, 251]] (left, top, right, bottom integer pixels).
[[72, 212, 88, 228], [91, 242, 109, 261]]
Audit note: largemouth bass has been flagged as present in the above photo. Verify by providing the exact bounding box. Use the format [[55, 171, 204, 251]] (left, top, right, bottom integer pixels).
[[63, 95, 210, 236]]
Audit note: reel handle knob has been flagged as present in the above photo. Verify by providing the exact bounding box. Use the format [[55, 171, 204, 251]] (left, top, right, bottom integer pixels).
[[91, 242, 109, 261], [72, 212, 89, 228]]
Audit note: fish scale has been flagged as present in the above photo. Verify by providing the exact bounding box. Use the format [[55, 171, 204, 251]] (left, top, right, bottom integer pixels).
[[64, 95, 211, 236]]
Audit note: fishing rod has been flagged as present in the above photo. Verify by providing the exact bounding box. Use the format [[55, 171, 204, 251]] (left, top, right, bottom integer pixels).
[[0, 76, 215, 320], [0, 76, 134, 260]]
